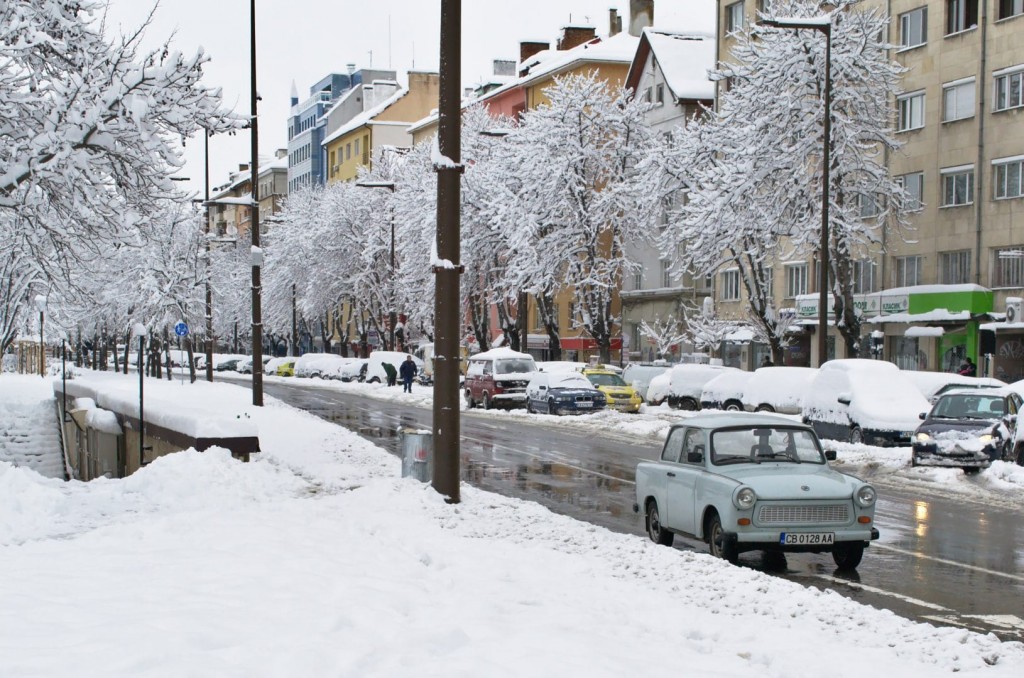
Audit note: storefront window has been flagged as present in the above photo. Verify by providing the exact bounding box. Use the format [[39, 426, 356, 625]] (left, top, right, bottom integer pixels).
[[893, 336, 922, 371]]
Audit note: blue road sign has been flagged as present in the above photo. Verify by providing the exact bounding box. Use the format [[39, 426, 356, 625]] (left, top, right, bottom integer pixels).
[[174, 322, 189, 337]]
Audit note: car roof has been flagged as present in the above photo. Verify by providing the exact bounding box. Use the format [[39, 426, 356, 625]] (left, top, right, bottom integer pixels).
[[668, 412, 809, 431], [939, 386, 1015, 398]]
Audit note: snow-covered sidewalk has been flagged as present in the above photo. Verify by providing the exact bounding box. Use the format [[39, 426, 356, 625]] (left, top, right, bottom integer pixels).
[[2, 372, 1021, 676]]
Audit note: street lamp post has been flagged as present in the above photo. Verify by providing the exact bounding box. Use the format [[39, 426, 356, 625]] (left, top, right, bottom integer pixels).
[[760, 15, 833, 367], [204, 130, 214, 383], [355, 180, 398, 351], [249, 0, 264, 406], [132, 323, 147, 469], [33, 295, 47, 377]]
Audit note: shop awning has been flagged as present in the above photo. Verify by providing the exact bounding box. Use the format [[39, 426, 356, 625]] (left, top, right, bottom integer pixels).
[[865, 309, 971, 324], [904, 326, 945, 338]]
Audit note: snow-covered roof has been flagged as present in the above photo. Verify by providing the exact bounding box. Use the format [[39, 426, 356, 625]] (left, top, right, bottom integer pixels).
[[866, 310, 972, 324], [212, 155, 288, 197], [904, 326, 945, 338], [643, 29, 715, 100], [518, 31, 640, 88], [322, 86, 409, 147], [469, 347, 534, 361]]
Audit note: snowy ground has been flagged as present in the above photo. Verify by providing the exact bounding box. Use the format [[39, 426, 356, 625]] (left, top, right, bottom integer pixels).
[[1, 371, 1023, 676]]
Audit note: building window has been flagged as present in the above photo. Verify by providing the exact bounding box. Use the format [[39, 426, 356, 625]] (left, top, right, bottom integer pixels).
[[941, 166, 974, 206], [859, 193, 880, 218], [354, 138, 360, 157], [942, 78, 975, 121], [993, 247, 1024, 287], [852, 260, 877, 294], [946, 0, 978, 34], [633, 270, 643, 290], [994, 66, 1024, 111], [346, 143, 351, 161], [939, 250, 972, 284], [894, 255, 923, 287], [999, 0, 1024, 20], [897, 172, 925, 211], [655, 84, 664, 105], [763, 267, 774, 299], [661, 260, 672, 288], [726, 2, 745, 32], [994, 157, 1024, 199], [899, 7, 928, 48], [643, 87, 652, 103], [721, 269, 740, 301], [897, 91, 925, 131], [785, 263, 808, 299]]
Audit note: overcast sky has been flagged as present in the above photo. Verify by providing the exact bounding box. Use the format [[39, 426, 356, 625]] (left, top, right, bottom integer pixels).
[[102, 0, 715, 196]]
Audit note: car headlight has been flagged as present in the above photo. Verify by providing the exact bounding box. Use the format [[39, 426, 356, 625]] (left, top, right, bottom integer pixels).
[[855, 485, 877, 508], [915, 432, 933, 443], [734, 486, 757, 510], [978, 433, 995, 444]]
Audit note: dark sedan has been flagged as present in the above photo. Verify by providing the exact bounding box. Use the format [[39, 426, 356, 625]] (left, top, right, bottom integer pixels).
[[912, 388, 1021, 471], [525, 372, 606, 415]]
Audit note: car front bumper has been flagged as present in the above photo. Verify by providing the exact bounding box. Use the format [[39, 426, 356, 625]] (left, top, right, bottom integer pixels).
[[724, 527, 879, 553], [492, 393, 527, 406], [912, 443, 993, 467]]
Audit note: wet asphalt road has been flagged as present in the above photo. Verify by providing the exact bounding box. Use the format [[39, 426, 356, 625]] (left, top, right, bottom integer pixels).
[[261, 380, 1024, 642]]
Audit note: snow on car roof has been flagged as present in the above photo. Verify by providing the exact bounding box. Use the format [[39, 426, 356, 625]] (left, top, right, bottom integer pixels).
[[469, 347, 533, 361], [668, 412, 807, 430]]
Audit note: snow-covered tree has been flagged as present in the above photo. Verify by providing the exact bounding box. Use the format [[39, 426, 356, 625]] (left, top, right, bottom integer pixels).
[[683, 300, 739, 358], [664, 0, 908, 360], [638, 314, 689, 360], [496, 73, 660, 362]]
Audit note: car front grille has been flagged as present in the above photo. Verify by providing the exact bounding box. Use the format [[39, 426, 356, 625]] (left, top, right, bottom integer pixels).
[[757, 504, 849, 525], [609, 393, 632, 400]]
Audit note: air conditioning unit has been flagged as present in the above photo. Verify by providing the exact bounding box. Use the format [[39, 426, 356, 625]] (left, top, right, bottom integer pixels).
[[1006, 297, 1022, 323]]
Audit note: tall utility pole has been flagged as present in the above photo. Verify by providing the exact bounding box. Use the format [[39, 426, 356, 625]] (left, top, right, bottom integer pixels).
[[249, 0, 264, 405], [433, 0, 462, 503], [760, 16, 833, 367], [204, 131, 214, 382]]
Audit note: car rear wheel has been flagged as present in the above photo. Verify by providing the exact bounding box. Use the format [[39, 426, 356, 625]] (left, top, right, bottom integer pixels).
[[369, 377, 380, 384], [850, 426, 864, 445], [832, 542, 865, 570], [548, 399, 559, 416], [526, 399, 535, 414], [755, 404, 775, 413], [724, 400, 743, 412], [706, 512, 737, 564], [678, 397, 698, 411], [464, 390, 476, 409], [646, 500, 674, 546], [482, 393, 492, 410]]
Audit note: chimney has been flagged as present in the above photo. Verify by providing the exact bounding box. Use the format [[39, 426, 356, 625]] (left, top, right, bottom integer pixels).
[[557, 25, 597, 51], [346, 63, 356, 75], [609, 8, 622, 36], [464, 87, 474, 98], [289, 80, 298, 107], [519, 40, 550, 65], [238, 163, 249, 172], [629, 0, 654, 37], [275, 148, 287, 159], [493, 59, 516, 76]]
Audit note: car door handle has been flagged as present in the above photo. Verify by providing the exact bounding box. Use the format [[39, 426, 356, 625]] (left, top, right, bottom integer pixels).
[[666, 472, 676, 477]]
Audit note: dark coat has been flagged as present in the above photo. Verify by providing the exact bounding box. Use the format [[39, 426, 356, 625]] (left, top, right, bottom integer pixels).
[[399, 358, 418, 380]]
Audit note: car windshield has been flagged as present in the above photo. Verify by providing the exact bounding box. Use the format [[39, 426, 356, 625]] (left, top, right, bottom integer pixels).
[[495, 359, 535, 374], [587, 373, 626, 387], [710, 427, 824, 465], [931, 394, 1005, 420]]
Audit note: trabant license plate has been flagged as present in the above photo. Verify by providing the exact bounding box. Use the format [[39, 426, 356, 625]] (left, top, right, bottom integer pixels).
[[780, 532, 835, 545], [577, 401, 592, 408]]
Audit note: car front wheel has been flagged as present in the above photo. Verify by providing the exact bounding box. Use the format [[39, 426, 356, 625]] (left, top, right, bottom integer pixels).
[[756, 404, 775, 413], [678, 397, 698, 411], [832, 542, 865, 570], [548, 399, 559, 416], [646, 500, 674, 546], [724, 400, 743, 412], [526, 399, 535, 414], [464, 390, 476, 409], [483, 393, 492, 410], [707, 512, 738, 564]]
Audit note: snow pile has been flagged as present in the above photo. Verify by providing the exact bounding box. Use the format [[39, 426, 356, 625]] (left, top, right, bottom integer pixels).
[[0, 375, 64, 479]]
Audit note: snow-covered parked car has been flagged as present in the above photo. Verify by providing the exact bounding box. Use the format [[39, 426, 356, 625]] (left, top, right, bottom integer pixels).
[[622, 363, 670, 401], [465, 347, 537, 410], [801, 359, 930, 446], [634, 413, 879, 568], [901, 371, 1005, 404], [912, 388, 1022, 470], [743, 366, 818, 414], [663, 364, 740, 410], [646, 370, 672, 406], [294, 353, 348, 379], [525, 371, 606, 415], [700, 370, 755, 411], [536, 360, 587, 374]]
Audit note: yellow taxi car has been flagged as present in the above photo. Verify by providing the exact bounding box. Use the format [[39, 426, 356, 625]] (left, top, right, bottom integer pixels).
[[276, 359, 296, 377], [582, 366, 642, 413]]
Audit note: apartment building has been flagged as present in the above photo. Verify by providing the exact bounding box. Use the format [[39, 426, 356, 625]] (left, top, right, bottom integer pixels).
[[715, 0, 1024, 376]]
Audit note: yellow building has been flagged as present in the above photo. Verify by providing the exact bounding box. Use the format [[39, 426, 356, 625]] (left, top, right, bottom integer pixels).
[[323, 71, 440, 183]]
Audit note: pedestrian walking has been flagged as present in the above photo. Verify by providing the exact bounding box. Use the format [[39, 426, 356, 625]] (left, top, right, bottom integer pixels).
[[383, 361, 397, 387], [399, 354, 418, 393], [958, 357, 976, 377]]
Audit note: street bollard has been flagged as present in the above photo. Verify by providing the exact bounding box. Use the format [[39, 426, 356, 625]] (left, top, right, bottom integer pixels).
[[400, 428, 433, 482]]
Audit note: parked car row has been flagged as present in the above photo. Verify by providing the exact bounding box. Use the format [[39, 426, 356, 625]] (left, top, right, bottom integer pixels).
[[207, 351, 425, 384]]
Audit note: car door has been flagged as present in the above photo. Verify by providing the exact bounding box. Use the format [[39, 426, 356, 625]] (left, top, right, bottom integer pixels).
[[663, 428, 704, 536]]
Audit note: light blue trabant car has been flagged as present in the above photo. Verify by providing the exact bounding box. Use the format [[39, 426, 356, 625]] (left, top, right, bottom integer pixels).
[[634, 413, 879, 569]]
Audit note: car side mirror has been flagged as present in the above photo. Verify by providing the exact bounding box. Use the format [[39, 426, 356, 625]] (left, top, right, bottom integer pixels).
[[538, 385, 547, 390], [837, 393, 852, 406], [825, 450, 837, 461], [919, 412, 927, 420]]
